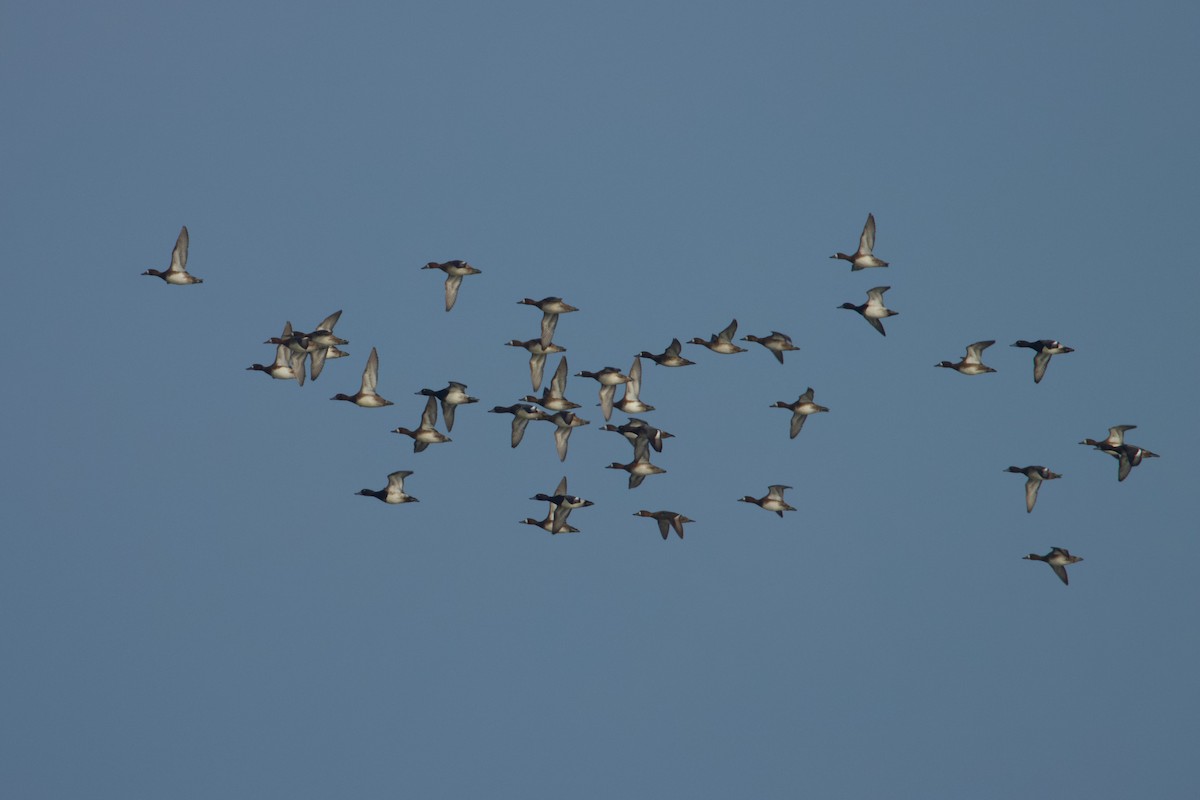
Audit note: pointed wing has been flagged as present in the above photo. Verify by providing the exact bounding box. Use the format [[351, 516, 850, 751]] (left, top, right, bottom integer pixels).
[[632, 436, 650, 463], [865, 286, 890, 305], [766, 485, 791, 501], [529, 353, 546, 392], [288, 349, 307, 386], [441, 401, 457, 432], [315, 310, 342, 332], [666, 338, 683, 357], [1033, 351, 1050, 384], [799, 387, 815, 403], [1025, 477, 1041, 513], [414, 440, 429, 453], [511, 417, 530, 448], [629, 472, 646, 489], [386, 471, 412, 497], [420, 396, 439, 429], [866, 316, 887, 336], [964, 340, 995, 365], [717, 319, 738, 342], [670, 515, 686, 538], [657, 518, 671, 539], [444, 275, 463, 311], [1051, 563, 1070, 585], [309, 346, 328, 381], [789, 412, 807, 439], [540, 312, 559, 348], [170, 226, 189, 271], [860, 213, 876, 254], [550, 357, 569, 397], [624, 356, 643, 401], [599, 384, 615, 421], [1117, 451, 1132, 481], [554, 425, 572, 462], [362, 347, 380, 394]]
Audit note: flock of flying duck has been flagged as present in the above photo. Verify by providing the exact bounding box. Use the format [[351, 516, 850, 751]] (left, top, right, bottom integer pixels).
[[145, 215, 1159, 585]]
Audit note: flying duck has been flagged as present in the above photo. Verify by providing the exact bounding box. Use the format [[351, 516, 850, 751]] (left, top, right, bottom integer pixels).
[[936, 340, 997, 375], [838, 286, 897, 336], [830, 213, 889, 270], [356, 470, 419, 504], [770, 388, 829, 439], [1011, 339, 1074, 384], [330, 347, 393, 407], [1023, 547, 1083, 586], [142, 225, 203, 284], [423, 260, 482, 311], [1004, 466, 1062, 513], [633, 510, 694, 540]]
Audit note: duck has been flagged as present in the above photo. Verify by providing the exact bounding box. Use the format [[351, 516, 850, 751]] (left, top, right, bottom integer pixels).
[[505, 338, 567, 392], [689, 319, 747, 354], [356, 470, 419, 504], [416, 381, 478, 432], [262, 322, 310, 385], [330, 347, 393, 407], [518, 297, 579, 347], [637, 338, 695, 367], [422, 260, 481, 311], [738, 485, 795, 517], [1004, 466, 1062, 513], [935, 340, 997, 374], [575, 366, 631, 421], [613, 356, 655, 415], [522, 357, 580, 411], [1011, 339, 1074, 384], [770, 388, 829, 439], [142, 225, 203, 284], [246, 344, 302, 383], [548, 410, 589, 462], [600, 417, 674, 454], [741, 331, 800, 364], [299, 310, 348, 382], [1079, 425, 1137, 449], [830, 213, 888, 270], [391, 396, 452, 453], [488, 403, 552, 448], [518, 514, 581, 534], [1079, 425, 1159, 482], [838, 286, 897, 336], [1023, 547, 1083, 586], [531, 476, 595, 534], [606, 456, 667, 489], [633, 510, 694, 540]]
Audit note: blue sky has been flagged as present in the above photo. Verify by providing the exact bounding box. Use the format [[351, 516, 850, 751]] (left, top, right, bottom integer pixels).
[[3, 2, 1198, 797]]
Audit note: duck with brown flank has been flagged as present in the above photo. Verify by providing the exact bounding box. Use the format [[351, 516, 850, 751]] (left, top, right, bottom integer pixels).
[[830, 213, 889, 270], [935, 340, 997, 375], [738, 485, 795, 517], [689, 319, 747, 354]]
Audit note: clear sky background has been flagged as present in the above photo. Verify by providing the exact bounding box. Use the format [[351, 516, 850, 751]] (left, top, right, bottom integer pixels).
[[3, 2, 1198, 797]]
